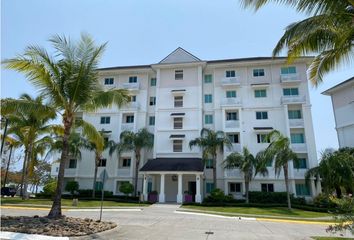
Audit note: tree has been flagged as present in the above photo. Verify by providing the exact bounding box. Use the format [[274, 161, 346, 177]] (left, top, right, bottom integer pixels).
[[189, 128, 232, 188], [327, 196, 354, 234], [1, 136, 21, 188], [241, 0, 354, 86], [43, 179, 57, 197], [223, 147, 269, 203], [3, 34, 129, 218], [262, 130, 298, 210], [65, 181, 79, 197], [119, 182, 134, 197], [28, 160, 51, 194], [109, 128, 154, 197]]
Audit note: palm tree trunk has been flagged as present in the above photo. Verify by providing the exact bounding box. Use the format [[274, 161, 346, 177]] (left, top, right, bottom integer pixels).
[[92, 154, 99, 198], [48, 115, 73, 219], [23, 144, 33, 200], [134, 150, 140, 197], [335, 186, 342, 198], [3, 145, 13, 188], [245, 177, 250, 204], [283, 164, 291, 210], [212, 154, 217, 189], [20, 150, 28, 199]]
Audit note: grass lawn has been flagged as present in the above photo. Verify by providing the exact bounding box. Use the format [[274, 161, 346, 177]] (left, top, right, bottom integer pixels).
[[1, 197, 150, 208], [312, 237, 354, 240], [182, 205, 332, 219]]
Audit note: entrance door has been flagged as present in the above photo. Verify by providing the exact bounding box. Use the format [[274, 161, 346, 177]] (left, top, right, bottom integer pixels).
[[188, 181, 196, 202]]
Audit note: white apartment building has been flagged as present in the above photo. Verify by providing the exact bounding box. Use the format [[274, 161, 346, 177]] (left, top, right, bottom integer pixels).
[[51, 48, 320, 203], [323, 77, 354, 148]]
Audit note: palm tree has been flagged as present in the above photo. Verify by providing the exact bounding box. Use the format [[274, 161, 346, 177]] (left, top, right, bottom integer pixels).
[[109, 128, 154, 196], [241, 0, 354, 86], [1, 136, 21, 188], [262, 130, 298, 209], [3, 34, 129, 218], [223, 147, 269, 203], [189, 128, 232, 188]]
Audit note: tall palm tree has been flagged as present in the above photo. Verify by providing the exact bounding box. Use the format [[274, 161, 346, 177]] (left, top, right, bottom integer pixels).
[[109, 128, 154, 197], [223, 147, 269, 203], [241, 0, 354, 86], [3, 34, 129, 218], [1, 136, 21, 188], [262, 130, 298, 210], [189, 128, 232, 188]]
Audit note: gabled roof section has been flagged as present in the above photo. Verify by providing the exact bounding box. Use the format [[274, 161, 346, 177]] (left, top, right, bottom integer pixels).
[[322, 76, 354, 95], [159, 47, 201, 64]]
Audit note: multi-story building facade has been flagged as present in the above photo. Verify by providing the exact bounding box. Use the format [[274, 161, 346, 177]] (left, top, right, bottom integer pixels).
[[51, 48, 320, 203], [323, 77, 354, 148]]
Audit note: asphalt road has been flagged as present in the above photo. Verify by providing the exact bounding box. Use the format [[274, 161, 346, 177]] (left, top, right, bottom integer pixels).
[[0, 204, 349, 240]]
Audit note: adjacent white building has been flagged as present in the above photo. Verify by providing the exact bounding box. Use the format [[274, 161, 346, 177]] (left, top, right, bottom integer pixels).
[[51, 48, 320, 202], [323, 77, 354, 148]]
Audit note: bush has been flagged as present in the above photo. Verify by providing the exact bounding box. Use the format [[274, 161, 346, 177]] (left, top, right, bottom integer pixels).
[[203, 188, 235, 203], [249, 191, 289, 204], [65, 181, 79, 196], [119, 182, 134, 196], [313, 193, 337, 208], [43, 180, 57, 197], [77, 189, 113, 198]]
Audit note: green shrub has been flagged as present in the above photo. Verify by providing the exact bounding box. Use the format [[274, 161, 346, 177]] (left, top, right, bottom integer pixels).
[[203, 188, 235, 203], [77, 189, 113, 198], [119, 182, 134, 196], [65, 181, 79, 196], [313, 193, 337, 208], [43, 180, 57, 197], [248, 191, 289, 204]]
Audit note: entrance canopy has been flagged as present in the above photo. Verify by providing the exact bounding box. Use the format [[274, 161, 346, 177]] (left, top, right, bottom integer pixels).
[[140, 158, 203, 172]]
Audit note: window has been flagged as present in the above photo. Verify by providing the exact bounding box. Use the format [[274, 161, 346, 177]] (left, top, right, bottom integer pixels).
[[283, 88, 299, 96], [228, 134, 239, 143], [255, 89, 267, 98], [174, 96, 183, 108], [204, 94, 212, 103], [174, 117, 183, 129], [205, 159, 213, 169], [175, 70, 183, 80], [148, 182, 152, 193], [226, 90, 236, 98], [226, 112, 238, 121], [204, 74, 212, 83], [266, 159, 272, 167], [98, 158, 107, 167], [129, 76, 137, 83], [281, 66, 296, 75], [104, 137, 109, 144], [55, 167, 59, 172], [288, 110, 302, 119], [149, 97, 156, 106], [226, 70, 236, 78], [126, 115, 134, 123], [257, 134, 270, 143], [295, 183, 310, 196], [173, 140, 183, 152], [294, 158, 307, 169], [130, 95, 136, 102], [100, 116, 110, 124], [206, 182, 214, 193], [104, 77, 114, 85], [291, 133, 305, 143], [69, 159, 77, 169], [229, 183, 241, 193], [256, 111, 268, 120], [253, 69, 265, 77], [121, 158, 131, 168], [95, 181, 103, 191], [205, 114, 213, 124], [149, 116, 155, 126], [150, 78, 156, 86], [261, 183, 274, 192]]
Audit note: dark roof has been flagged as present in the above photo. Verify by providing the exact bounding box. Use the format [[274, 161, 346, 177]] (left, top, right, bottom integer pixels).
[[322, 76, 354, 95], [140, 158, 203, 172], [170, 134, 185, 138], [171, 89, 186, 92], [159, 47, 201, 63], [170, 113, 185, 116], [254, 127, 274, 130], [97, 64, 151, 71]]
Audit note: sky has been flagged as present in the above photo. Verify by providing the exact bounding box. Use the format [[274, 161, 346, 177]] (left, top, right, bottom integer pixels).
[[1, 0, 353, 163]]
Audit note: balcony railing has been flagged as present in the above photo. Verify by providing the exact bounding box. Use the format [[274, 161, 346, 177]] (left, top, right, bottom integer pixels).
[[221, 77, 241, 86], [117, 168, 131, 177], [64, 168, 76, 176], [280, 74, 301, 83], [291, 143, 307, 152], [289, 119, 304, 128], [225, 120, 240, 128], [123, 102, 139, 110], [225, 143, 241, 153], [122, 82, 140, 90], [121, 123, 134, 132], [221, 98, 242, 107], [224, 168, 242, 178], [281, 95, 306, 104]]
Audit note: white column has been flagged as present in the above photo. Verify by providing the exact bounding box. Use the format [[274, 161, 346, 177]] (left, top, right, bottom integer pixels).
[[143, 174, 148, 201], [195, 174, 202, 203], [177, 174, 183, 203], [316, 178, 322, 195], [310, 179, 316, 197], [159, 174, 165, 203]]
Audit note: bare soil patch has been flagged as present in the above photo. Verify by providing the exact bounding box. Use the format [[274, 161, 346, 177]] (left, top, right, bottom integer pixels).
[[1, 215, 117, 237]]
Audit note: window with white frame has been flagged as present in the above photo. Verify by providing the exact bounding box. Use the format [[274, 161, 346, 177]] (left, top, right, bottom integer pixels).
[[256, 111, 268, 120], [173, 140, 183, 152], [204, 94, 212, 103], [226, 90, 236, 98], [228, 133, 239, 143], [173, 117, 183, 129], [104, 77, 114, 85], [261, 183, 274, 192], [229, 182, 242, 193], [98, 159, 107, 167], [129, 76, 137, 83], [205, 114, 213, 124], [226, 70, 236, 78], [100, 116, 111, 124], [174, 96, 183, 108], [288, 110, 302, 119], [120, 158, 131, 168], [150, 78, 156, 86], [281, 66, 296, 75], [204, 74, 212, 83], [206, 182, 214, 193], [130, 95, 136, 102], [254, 89, 267, 98], [253, 69, 265, 77], [291, 133, 305, 143], [175, 70, 183, 80], [226, 112, 238, 121], [125, 115, 134, 123], [149, 97, 156, 106], [257, 134, 270, 143], [69, 159, 77, 168], [283, 88, 299, 96], [205, 159, 213, 169], [149, 116, 155, 126]]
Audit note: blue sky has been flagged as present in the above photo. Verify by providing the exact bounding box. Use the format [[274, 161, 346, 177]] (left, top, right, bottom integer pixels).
[[2, 0, 353, 160]]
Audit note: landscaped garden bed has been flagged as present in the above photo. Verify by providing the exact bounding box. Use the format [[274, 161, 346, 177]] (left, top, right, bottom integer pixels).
[[1, 215, 117, 237]]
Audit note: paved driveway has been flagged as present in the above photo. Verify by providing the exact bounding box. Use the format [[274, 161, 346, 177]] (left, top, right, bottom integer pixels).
[[0, 204, 347, 240]]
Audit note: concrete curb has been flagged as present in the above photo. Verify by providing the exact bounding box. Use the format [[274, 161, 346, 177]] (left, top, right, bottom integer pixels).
[[0, 231, 69, 240], [174, 210, 256, 221]]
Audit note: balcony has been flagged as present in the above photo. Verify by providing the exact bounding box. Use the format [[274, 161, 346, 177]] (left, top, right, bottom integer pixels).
[[221, 98, 242, 107], [280, 74, 301, 83], [117, 168, 131, 177], [221, 77, 241, 86], [289, 119, 304, 128], [291, 143, 307, 153], [121, 123, 134, 132], [122, 82, 140, 90], [225, 120, 240, 128], [281, 95, 306, 104], [224, 168, 242, 178], [225, 143, 241, 153], [123, 102, 139, 110], [64, 168, 76, 176]]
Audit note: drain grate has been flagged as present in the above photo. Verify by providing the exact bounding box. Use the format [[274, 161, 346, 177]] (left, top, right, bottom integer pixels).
[[205, 231, 214, 235]]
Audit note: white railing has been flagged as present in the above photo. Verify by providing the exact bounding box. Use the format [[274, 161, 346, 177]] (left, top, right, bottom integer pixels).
[[280, 74, 300, 82], [281, 95, 306, 104], [291, 143, 307, 152], [225, 120, 240, 128], [221, 98, 242, 106], [221, 77, 241, 85], [122, 82, 140, 90], [64, 168, 76, 176], [123, 102, 139, 109], [250, 78, 270, 84], [289, 119, 304, 128], [121, 123, 134, 132], [225, 143, 242, 153], [293, 169, 307, 178], [117, 168, 131, 177], [224, 168, 242, 178]]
